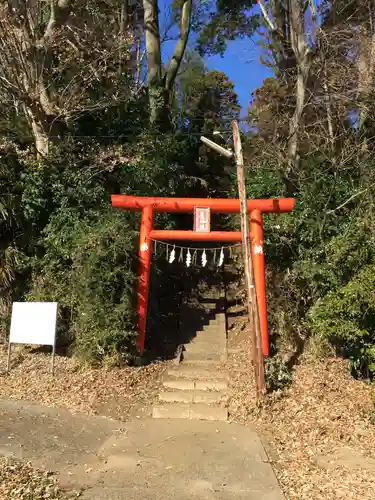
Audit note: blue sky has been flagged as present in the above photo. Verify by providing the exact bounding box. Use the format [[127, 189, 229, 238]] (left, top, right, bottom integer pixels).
[[159, 2, 272, 115], [206, 37, 272, 114]]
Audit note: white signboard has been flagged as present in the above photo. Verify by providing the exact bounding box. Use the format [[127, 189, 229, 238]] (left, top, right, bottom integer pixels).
[[7, 302, 58, 374], [10, 302, 57, 345]]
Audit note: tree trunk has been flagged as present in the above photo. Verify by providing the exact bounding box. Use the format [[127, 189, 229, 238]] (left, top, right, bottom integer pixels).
[[285, 0, 312, 187], [143, 0, 165, 126], [30, 115, 50, 158], [165, 0, 192, 91], [288, 68, 302, 163], [357, 27, 375, 134], [25, 96, 64, 158], [143, 0, 192, 131], [24, 103, 49, 158]]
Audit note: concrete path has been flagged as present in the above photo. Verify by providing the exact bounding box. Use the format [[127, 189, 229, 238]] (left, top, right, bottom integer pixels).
[[0, 399, 284, 500]]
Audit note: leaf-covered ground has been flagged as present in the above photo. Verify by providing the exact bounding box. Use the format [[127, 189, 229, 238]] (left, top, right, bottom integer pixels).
[[1, 333, 375, 500], [227, 319, 375, 500], [0, 458, 65, 500], [0, 345, 167, 421]]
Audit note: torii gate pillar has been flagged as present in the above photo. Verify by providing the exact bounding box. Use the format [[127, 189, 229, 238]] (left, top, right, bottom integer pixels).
[[250, 209, 268, 356], [137, 205, 153, 351]]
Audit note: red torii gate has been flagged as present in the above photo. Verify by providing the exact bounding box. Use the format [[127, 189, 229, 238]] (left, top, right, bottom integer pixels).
[[112, 195, 295, 357]]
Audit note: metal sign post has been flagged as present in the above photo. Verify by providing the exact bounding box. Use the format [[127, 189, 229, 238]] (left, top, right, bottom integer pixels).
[[6, 342, 12, 374]]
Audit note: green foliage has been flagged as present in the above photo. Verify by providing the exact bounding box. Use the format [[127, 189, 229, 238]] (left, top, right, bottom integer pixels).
[[0, 53, 240, 362], [0, 147, 30, 333], [28, 209, 138, 365], [196, 0, 259, 56], [236, 117, 375, 378], [0, 142, 142, 362], [309, 264, 375, 379], [189, 0, 375, 391], [265, 355, 293, 392], [0, 0, 248, 365], [370, 391, 375, 425], [177, 57, 241, 132]]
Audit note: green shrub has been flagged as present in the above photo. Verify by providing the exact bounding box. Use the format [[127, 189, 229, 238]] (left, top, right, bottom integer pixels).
[[28, 209, 138, 364], [308, 264, 375, 379], [265, 355, 293, 392], [0, 142, 142, 363], [370, 391, 375, 425]]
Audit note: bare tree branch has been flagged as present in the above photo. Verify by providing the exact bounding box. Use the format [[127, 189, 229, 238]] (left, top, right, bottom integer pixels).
[[40, 0, 74, 46], [328, 188, 370, 213], [0, 1, 135, 156]]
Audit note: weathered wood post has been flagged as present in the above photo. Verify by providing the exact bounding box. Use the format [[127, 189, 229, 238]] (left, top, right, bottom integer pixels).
[[232, 120, 266, 398]]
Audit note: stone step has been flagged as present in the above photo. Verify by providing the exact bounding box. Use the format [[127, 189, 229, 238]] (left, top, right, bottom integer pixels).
[[153, 403, 228, 421], [228, 347, 242, 354], [202, 325, 221, 332], [167, 365, 228, 380], [188, 339, 222, 349], [159, 390, 227, 404], [197, 331, 221, 340], [184, 342, 224, 355], [200, 333, 223, 340], [182, 355, 226, 364], [163, 375, 228, 391], [193, 330, 222, 338], [201, 324, 219, 330], [203, 320, 225, 330], [198, 302, 219, 309], [182, 353, 221, 364]]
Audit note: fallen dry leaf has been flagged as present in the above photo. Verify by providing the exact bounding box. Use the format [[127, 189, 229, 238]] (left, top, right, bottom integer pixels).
[[0, 457, 65, 499], [0, 345, 167, 421], [226, 318, 375, 500]]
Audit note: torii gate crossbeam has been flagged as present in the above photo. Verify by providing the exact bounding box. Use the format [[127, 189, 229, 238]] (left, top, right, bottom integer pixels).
[[111, 195, 295, 357]]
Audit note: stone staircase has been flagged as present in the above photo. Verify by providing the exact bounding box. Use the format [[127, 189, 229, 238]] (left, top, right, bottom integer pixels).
[[153, 300, 229, 421]]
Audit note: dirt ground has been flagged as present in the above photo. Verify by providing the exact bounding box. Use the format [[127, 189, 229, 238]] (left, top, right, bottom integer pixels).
[[227, 313, 375, 500], [0, 457, 65, 500], [1, 323, 375, 500], [0, 344, 167, 421]]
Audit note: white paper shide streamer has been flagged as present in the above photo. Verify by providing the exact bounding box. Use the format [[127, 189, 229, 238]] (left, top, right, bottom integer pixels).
[[201, 250, 207, 267], [169, 246, 176, 263], [218, 247, 224, 267], [155, 240, 239, 268], [186, 249, 191, 267]]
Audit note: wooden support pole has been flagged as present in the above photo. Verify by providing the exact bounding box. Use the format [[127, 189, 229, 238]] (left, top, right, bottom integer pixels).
[[232, 120, 266, 399], [200, 136, 234, 159]]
